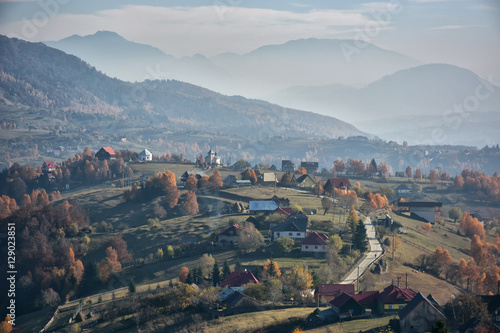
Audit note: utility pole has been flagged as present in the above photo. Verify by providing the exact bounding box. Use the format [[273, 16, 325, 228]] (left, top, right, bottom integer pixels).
[[357, 266, 360, 292], [397, 276, 400, 288], [406, 273, 408, 289]]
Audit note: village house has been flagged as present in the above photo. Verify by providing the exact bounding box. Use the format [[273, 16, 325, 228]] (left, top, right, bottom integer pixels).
[[95, 147, 116, 161], [260, 173, 278, 185], [315, 284, 355, 304], [300, 161, 319, 174], [217, 224, 250, 246], [138, 148, 152, 161], [282, 160, 295, 173], [301, 232, 329, 253], [377, 284, 417, 314], [399, 292, 446, 333], [324, 178, 351, 193], [271, 212, 308, 240], [330, 292, 366, 319], [396, 184, 411, 196], [249, 200, 278, 214], [292, 174, 317, 189], [397, 201, 442, 224], [217, 289, 263, 311], [180, 171, 204, 183], [220, 271, 259, 291], [42, 161, 56, 173]]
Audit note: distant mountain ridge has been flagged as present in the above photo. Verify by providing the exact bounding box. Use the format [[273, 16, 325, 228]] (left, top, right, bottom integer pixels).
[[267, 63, 500, 146], [44, 32, 421, 97], [0, 34, 363, 139]]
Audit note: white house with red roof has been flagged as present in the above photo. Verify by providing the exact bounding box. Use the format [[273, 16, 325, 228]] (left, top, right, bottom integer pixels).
[[301, 232, 329, 253], [42, 161, 56, 173], [220, 271, 259, 291]]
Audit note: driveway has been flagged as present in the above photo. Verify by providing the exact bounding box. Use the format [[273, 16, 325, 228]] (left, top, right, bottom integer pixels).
[[340, 215, 383, 285]]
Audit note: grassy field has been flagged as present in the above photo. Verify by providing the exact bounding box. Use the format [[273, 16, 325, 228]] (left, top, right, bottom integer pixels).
[[305, 315, 395, 333]]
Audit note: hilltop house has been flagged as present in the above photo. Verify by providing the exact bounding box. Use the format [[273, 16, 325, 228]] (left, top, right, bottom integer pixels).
[[399, 292, 446, 333], [282, 160, 295, 173], [397, 201, 442, 224], [42, 161, 56, 173], [249, 200, 278, 214], [292, 174, 317, 189], [301, 232, 329, 253], [324, 178, 351, 193], [271, 212, 308, 240], [300, 161, 319, 174], [220, 271, 259, 291], [95, 147, 116, 161], [260, 173, 278, 185], [138, 149, 152, 161], [315, 284, 355, 304]]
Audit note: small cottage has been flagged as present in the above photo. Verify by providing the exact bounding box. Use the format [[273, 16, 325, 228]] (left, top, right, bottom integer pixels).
[[399, 292, 446, 333], [301, 232, 329, 253], [138, 149, 152, 161], [42, 161, 56, 173], [95, 147, 116, 160]]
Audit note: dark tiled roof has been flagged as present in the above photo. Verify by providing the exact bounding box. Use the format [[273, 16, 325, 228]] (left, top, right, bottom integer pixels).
[[352, 291, 379, 306], [330, 292, 360, 309], [301, 232, 329, 246], [220, 271, 259, 288]]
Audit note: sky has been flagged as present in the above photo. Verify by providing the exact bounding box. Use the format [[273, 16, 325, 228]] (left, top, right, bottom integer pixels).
[[0, 0, 499, 78]]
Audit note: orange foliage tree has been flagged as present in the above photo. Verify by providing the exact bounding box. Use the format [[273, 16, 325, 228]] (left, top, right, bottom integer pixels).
[[182, 191, 199, 215], [98, 247, 122, 283], [262, 259, 281, 279], [460, 212, 485, 240], [209, 169, 223, 188], [314, 181, 324, 195], [179, 266, 189, 283], [185, 173, 198, 191]]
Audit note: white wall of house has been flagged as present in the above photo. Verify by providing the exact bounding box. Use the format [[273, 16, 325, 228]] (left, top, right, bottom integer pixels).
[[273, 231, 305, 240], [301, 244, 327, 252]]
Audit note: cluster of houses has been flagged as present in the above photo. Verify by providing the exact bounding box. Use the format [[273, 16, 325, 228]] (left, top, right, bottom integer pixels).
[[214, 270, 447, 333], [217, 196, 331, 254]]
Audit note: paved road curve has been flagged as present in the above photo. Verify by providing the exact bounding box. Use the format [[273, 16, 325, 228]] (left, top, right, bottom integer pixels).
[[340, 215, 383, 285]]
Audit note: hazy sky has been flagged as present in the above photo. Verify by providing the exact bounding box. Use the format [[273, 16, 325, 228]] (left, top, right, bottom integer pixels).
[[0, 0, 499, 78]]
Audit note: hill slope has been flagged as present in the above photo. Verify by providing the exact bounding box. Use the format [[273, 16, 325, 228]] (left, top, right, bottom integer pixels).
[[0, 35, 363, 140]]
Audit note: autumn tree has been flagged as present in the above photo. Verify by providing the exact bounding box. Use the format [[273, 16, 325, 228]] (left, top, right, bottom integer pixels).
[[185, 174, 198, 191], [182, 191, 199, 215], [106, 236, 133, 264], [209, 169, 223, 188], [405, 165, 412, 178], [164, 171, 180, 208], [98, 247, 122, 282], [200, 253, 215, 278], [287, 265, 313, 291], [414, 168, 423, 181], [296, 167, 307, 175], [460, 212, 485, 239], [179, 267, 189, 283], [0, 316, 12, 333], [378, 162, 389, 178], [243, 169, 257, 185], [41, 288, 60, 308], [454, 174, 464, 190], [429, 169, 440, 185], [262, 259, 281, 279], [334, 159, 345, 174]]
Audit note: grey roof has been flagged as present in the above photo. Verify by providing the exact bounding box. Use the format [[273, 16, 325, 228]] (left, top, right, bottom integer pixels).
[[249, 200, 278, 211], [399, 292, 445, 320], [294, 174, 317, 184], [271, 213, 308, 232], [139, 149, 152, 156]]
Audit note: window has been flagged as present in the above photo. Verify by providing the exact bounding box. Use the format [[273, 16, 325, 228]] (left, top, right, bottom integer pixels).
[[305, 246, 309, 249], [289, 232, 293, 236], [297, 233, 300, 236], [315, 246, 318, 249]]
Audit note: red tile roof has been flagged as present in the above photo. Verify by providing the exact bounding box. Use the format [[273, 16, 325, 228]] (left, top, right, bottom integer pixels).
[[330, 292, 357, 308], [378, 285, 417, 304], [301, 232, 329, 246], [220, 271, 259, 288], [43, 161, 56, 168], [102, 147, 116, 155], [273, 207, 292, 216], [315, 284, 355, 297], [352, 291, 379, 306]]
